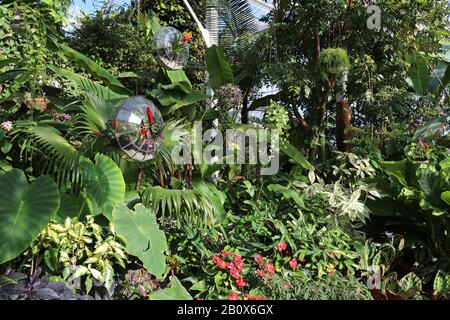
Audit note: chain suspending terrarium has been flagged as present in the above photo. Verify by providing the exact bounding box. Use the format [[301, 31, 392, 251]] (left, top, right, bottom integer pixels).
[[108, 96, 164, 162], [153, 27, 191, 70]]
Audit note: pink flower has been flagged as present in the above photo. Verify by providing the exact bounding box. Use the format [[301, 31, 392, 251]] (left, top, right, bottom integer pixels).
[[254, 253, 263, 264], [0, 121, 13, 133], [264, 263, 275, 275], [228, 291, 239, 300], [276, 241, 287, 252], [283, 283, 289, 289], [221, 250, 230, 256], [289, 258, 298, 270], [196, 298, 205, 300], [328, 251, 335, 259], [255, 269, 267, 279], [236, 278, 246, 288]]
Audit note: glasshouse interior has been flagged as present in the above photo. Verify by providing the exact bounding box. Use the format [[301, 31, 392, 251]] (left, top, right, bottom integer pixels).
[[0, 0, 449, 301]]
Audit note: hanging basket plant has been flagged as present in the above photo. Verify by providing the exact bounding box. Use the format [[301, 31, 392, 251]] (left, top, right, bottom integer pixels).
[[153, 27, 191, 70], [317, 48, 350, 81], [23, 97, 50, 112]]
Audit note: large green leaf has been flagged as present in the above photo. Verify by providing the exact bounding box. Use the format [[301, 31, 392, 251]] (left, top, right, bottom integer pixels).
[[418, 169, 449, 214], [112, 203, 167, 279], [149, 276, 192, 300], [280, 139, 315, 171], [406, 52, 430, 95], [54, 42, 132, 96], [165, 69, 192, 93], [0, 169, 59, 264], [48, 65, 127, 100], [79, 154, 125, 220], [160, 91, 208, 115], [379, 159, 419, 187], [205, 45, 234, 89], [428, 62, 450, 94], [413, 117, 446, 140]]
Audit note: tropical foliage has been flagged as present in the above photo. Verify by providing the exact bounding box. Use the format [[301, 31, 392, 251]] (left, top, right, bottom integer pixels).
[[0, 0, 449, 301]]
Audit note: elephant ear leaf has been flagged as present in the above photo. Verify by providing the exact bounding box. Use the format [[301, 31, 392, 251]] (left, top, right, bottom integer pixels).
[[79, 154, 125, 220], [149, 276, 192, 300], [112, 203, 167, 279], [0, 169, 59, 264]]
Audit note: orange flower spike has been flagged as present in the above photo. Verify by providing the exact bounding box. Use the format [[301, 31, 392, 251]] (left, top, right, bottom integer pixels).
[[182, 31, 192, 45]]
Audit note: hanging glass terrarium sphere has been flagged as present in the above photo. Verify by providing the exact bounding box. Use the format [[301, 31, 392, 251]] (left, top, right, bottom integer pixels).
[[109, 96, 164, 162], [153, 26, 190, 70]]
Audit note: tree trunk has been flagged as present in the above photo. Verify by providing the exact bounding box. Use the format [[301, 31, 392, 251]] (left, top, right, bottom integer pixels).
[[336, 99, 352, 152], [241, 91, 249, 124]]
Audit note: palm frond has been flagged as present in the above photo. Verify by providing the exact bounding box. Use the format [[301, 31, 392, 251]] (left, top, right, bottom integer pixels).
[[10, 122, 80, 186], [76, 92, 121, 137], [141, 184, 223, 226], [207, 0, 259, 45]]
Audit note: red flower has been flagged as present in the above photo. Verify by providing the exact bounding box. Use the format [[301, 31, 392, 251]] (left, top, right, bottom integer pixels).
[[195, 298, 205, 300], [328, 251, 335, 259], [264, 263, 275, 275], [221, 250, 231, 256], [276, 241, 287, 252], [232, 253, 242, 262], [213, 254, 226, 269], [235, 261, 245, 271], [248, 295, 265, 300], [283, 283, 289, 289], [228, 290, 239, 300], [236, 278, 246, 288], [289, 258, 298, 270], [230, 268, 241, 279], [254, 253, 263, 264], [181, 31, 192, 44], [226, 261, 234, 269], [255, 269, 267, 279], [212, 254, 221, 264]]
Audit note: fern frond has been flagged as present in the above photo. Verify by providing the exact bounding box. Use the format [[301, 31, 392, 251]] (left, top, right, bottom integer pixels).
[[11, 122, 80, 186]]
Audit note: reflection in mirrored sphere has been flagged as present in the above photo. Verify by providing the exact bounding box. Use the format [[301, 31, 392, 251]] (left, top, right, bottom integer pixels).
[[108, 96, 164, 162], [153, 26, 189, 70]]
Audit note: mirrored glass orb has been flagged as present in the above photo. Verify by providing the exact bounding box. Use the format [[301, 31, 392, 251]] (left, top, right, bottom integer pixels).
[[109, 96, 164, 162], [153, 26, 189, 70]]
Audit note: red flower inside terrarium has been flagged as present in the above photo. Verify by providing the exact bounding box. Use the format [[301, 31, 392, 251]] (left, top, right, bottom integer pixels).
[[109, 96, 164, 162], [153, 27, 191, 70]]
